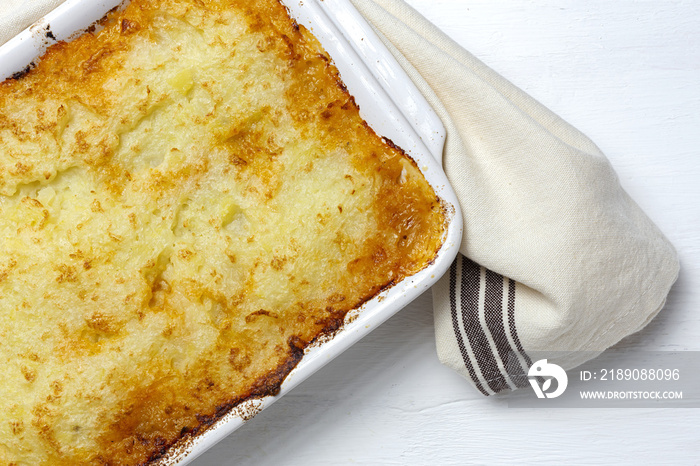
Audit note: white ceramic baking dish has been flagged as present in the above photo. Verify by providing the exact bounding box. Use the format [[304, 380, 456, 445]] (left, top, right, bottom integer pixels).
[[0, 1, 463, 464]]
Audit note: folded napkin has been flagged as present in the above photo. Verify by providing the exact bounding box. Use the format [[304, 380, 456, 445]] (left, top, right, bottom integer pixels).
[[349, 0, 679, 395], [0, 0, 679, 396]]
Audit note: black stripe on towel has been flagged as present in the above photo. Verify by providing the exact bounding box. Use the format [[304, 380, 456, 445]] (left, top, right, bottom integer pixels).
[[449, 258, 488, 396], [460, 257, 507, 393]]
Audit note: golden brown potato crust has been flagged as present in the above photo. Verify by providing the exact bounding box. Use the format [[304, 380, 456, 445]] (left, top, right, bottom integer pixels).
[[0, 1, 444, 464]]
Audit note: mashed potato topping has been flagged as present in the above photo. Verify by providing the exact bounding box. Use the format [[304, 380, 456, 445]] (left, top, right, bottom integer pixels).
[[0, 1, 444, 464]]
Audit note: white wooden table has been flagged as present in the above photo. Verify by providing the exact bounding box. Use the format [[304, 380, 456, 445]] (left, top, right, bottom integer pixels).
[[200, 2, 700, 464]]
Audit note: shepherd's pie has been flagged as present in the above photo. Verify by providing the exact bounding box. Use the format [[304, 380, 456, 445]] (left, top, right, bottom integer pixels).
[[0, 0, 445, 464]]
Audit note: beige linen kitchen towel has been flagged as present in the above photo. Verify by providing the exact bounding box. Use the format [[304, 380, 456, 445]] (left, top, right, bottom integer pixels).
[[347, 0, 679, 395], [0, 0, 679, 396]]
